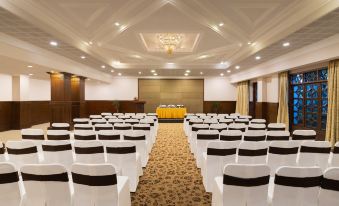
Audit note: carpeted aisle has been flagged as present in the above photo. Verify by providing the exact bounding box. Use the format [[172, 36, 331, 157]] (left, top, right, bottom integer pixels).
[[131, 123, 211, 206]]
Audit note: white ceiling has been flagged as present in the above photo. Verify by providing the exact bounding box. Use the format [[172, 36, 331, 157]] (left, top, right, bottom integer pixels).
[[0, 0, 338, 80]]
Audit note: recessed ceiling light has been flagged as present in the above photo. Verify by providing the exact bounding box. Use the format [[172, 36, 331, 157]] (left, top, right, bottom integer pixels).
[[200, 72, 203, 75], [186, 70, 191, 73], [111, 69, 114, 73], [167, 62, 174, 64], [220, 73, 224, 76], [87, 78, 91, 81], [49, 41, 58, 46], [101, 65, 106, 69], [227, 70, 231, 73], [114, 22, 120, 26], [118, 73, 122, 76], [235, 65, 240, 69], [28, 73, 33, 76], [220, 61, 224, 64], [138, 71, 142, 75], [151, 70, 156, 73], [184, 73, 189, 76], [80, 56, 86, 59], [27, 65, 33, 68], [247, 42, 252, 45], [153, 73, 158, 76], [198, 55, 208, 59], [283, 42, 290, 47], [255, 56, 261, 60], [218, 22, 224, 27], [89, 41, 93, 45]]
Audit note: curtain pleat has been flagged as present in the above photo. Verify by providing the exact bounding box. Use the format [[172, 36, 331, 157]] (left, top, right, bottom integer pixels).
[[326, 60, 339, 146], [277, 72, 289, 130], [235, 81, 249, 115]]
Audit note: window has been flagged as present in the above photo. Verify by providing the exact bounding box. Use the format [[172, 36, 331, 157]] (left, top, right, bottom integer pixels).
[[290, 67, 328, 132]]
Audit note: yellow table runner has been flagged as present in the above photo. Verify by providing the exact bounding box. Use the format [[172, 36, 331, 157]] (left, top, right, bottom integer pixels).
[[156, 107, 187, 119]]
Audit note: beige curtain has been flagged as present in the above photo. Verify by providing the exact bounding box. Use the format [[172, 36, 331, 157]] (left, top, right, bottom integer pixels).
[[277, 72, 289, 130], [235, 81, 249, 115], [326, 60, 339, 146]]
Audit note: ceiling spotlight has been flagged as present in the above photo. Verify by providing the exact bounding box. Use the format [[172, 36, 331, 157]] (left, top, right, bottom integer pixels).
[[227, 70, 231, 73], [153, 73, 158, 76], [114, 22, 120, 26], [101, 65, 106, 69], [220, 73, 224, 76], [89, 41, 93, 45], [118, 73, 122, 76], [255, 56, 261, 60], [247, 42, 252, 45], [235, 65, 240, 69], [167, 62, 174, 64], [27, 65, 33, 68], [80, 56, 86, 59], [28, 73, 33, 76], [138, 71, 142, 75], [87, 78, 91, 81], [49, 41, 58, 46], [184, 73, 189, 76], [186, 70, 191, 73], [220, 61, 224, 64], [151, 70, 156, 73], [198, 55, 208, 59], [283, 42, 290, 47], [218, 22, 224, 27], [110, 69, 114, 73], [200, 72, 203, 75]]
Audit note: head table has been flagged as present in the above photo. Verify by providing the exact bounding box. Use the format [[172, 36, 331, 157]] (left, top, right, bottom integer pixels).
[[156, 107, 187, 119]]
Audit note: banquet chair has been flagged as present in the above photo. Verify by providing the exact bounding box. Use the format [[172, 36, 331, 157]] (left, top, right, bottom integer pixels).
[[113, 113, 124, 116], [250, 119, 266, 124], [46, 130, 70, 140], [190, 124, 209, 153], [298, 140, 331, 172], [90, 118, 106, 126], [203, 118, 219, 126], [133, 124, 152, 151], [318, 167, 339, 206], [247, 123, 266, 131], [74, 141, 105, 164], [114, 123, 133, 137], [50, 123, 70, 131], [6, 140, 40, 170], [209, 123, 228, 132], [97, 130, 121, 142], [238, 115, 252, 120], [73, 118, 90, 125], [105, 141, 141, 192], [234, 118, 250, 125], [41, 140, 74, 171], [243, 130, 266, 141], [212, 164, 270, 206], [218, 118, 233, 125], [270, 166, 322, 206], [219, 130, 243, 143], [0, 143, 5, 162], [73, 124, 93, 131], [228, 123, 247, 132], [71, 163, 131, 206], [89, 115, 102, 120], [124, 119, 139, 125], [94, 123, 113, 131], [266, 131, 290, 141], [196, 129, 219, 167], [187, 118, 203, 139], [108, 119, 124, 126], [237, 141, 269, 164], [230, 113, 240, 117], [104, 116, 117, 121], [139, 119, 156, 143], [21, 129, 45, 150], [292, 130, 316, 142], [329, 142, 339, 167], [20, 164, 71, 206], [202, 141, 239, 192], [74, 130, 97, 141], [123, 130, 148, 167], [0, 162, 22, 206], [267, 123, 286, 131], [101, 112, 112, 117]]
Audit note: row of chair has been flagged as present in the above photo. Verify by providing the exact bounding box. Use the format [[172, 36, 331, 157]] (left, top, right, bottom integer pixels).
[[212, 164, 339, 206], [0, 162, 131, 206]]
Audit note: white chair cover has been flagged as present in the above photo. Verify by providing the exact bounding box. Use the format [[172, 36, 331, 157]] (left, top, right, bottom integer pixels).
[[73, 118, 90, 124], [51, 123, 70, 130], [247, 123, 266, 131], [329, 142, 339, 167], [94, 123, 113, 131], [74, 124, 93, 131], [243, 130, 266, 141], [298, 140, 331, 172], [250, 119, 266, 124], [195, 130, 219, 167], [46, 130, 70, 141], [0, 162, 22, 206], [267, 123, 286, 131], [266, 131, 290, 141], [190, 124, 209, 154], [74, 141, 105, 164], [219, 130, 242, 143], [237, 141, 269, 164], [318, 167, 339, 206], [41, 140, 74, 171], [228, 123, 247, 132], [74, 130, 97, 141], [123, 130, 149, 167], [6, 140, 40, 170], [292, 130, 316, 142]]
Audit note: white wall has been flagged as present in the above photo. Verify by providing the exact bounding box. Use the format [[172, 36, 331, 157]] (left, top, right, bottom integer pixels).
[[29, 78, 51, 101], [0, 73, 12, 101], [265, 74, 279, 103], [204, 77, 237, 101], [85, 78, 138, 100]]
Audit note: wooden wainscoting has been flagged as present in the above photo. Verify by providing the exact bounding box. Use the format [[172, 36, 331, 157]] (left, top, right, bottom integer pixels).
[[255, 102, 279, 124], [0, 101, 13, 131], [203, 101, 236, 114], [85, 100, 145, 115]]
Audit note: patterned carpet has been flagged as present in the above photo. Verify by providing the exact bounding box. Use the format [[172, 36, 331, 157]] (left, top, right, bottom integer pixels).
[[131, 123, 212, 206]]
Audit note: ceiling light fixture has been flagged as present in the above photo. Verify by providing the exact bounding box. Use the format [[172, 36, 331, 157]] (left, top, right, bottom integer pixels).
[[151, 70, 156, 73], [138, 71, 142, 75], [114, 22, 120, 26], [89, 41, 93, 45], [49, 41, 58, 46], [255, 56, 261, 60], [157, 33, 183, 55], [27, 65, 33, 68], [81, 56, 86, 59], [283, 42, 290, 47], [111, 70, 114, 73], [198, 55, 208, 59], [200, 72, 203, 75], [235, 65, 240, 69], [186, 70, 191, 73], [218, 22, 224, 27], [247, 42, 252, 45], [118, 73, 122, 76], [184, 73, 189, 76], [153, 73, 158, 76], [101, 65, 106, 69], [227, 70, 231, 73], [220, 73, 224, 76], [28, 73, 33, 76]]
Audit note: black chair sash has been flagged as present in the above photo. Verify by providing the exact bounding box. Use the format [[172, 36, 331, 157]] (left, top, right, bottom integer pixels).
[[72, 173, 117, 186], [47, 134, 70, 140], [238, 148, 268, 156], [266, 135, 289, 141], [269, 147, 299, 155], [7, 147, 37, 155], [248, 127, 265, 131], [22, 134, 44, 140], [220, 135, 242, 141], [223, 174, 270, 187], [197, 134, 219, 140], [274, 175, 322, 188], [321, 178, 339, 192], [22, 172, 69, 182], [98, 134, 120, 140], [126, 122, 138, 125], [333, 147, 339, 154], [42, 144, 72, 152], [124, 135, 146, 141], [114, 126, 132, 130], [192, 127, 209, 132], [229, 127, 246, 132], [133, 127, 151, 131], [300, 146, 331, 154], [74, 121, 89, 124], [95, 127, 113, 131], [0, 172, 19, 184], [74, 135, 96, 141], [74, 146, 104, 154], [210, 128, 227, 132], [0, 146, 4, 154], [292, 134, 316, 140], [207, 148, 236, 156], [243, 135, 266, 141], [51, 127, 70, 131], [106, 146, 136, 154], [267, 127, 285, 131]]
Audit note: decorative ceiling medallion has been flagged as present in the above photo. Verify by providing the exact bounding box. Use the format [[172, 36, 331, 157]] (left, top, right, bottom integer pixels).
[[139, 33, 200, 54]]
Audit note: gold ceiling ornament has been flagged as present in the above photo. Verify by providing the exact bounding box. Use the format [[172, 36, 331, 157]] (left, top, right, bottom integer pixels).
[[157, 33, 183, 55]]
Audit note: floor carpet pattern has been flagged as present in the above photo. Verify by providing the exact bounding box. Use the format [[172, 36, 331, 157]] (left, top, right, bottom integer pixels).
[[131, 123, 211, 206]]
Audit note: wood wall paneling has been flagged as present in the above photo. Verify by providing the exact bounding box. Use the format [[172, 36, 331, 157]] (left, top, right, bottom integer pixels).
[[85, 101, 145, 115], [203, 101, 236, 114], [0, 102, 13, 131]]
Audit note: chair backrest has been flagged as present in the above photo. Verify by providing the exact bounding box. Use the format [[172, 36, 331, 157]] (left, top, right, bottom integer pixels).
[[94, 123, 113, 131], [209, 123, 228, 132], [73, 118, 90, 124], [292, 130, 316, 141], [243, 130, 266, 141], [203, 118, 218, 125], [51, 123, 70, 130], [191, 124, 209, 132], [234, 118, 249, 125], [318, 167, 339, 206], [97, 130, 121, 141], [41, 140, 73, 171], [267, 141, 299, 176], [74, 124, 93, 131], [247, 123, 266, 131], [0, 163, 21, 206], [6, 140, 39, 169], [21, 128, 45, 141], [105, 141, 137, 173], [74, 130, 97, 141], [250, 119, 266, 124], [222, 164, 270, 206], [0, 142, 5, 162], [90, 118, 106, 125], [124, 119, 139, 125], [114, 123, 132, 131], [189, 118, 203, 126], [47, 130, 70, 140], [20, 164, 71, 206], [267, 123, 286, 131], [219, 130, 243, 142], [218, 118, 233, 125], [206, 141, 239, 173], [108, 119, 124, 125], [101, 112, 112, 116], [89, 115, 102, 120], [71, 163, 118, 206], [298, 140, 331, 172], [329, 142, 339, 167], [237, 141, 269, 164], [228, 123, 247, 132], [74, 141, 105, 164], [266, 131, 290, 141], [271, 166, 322, 206]]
